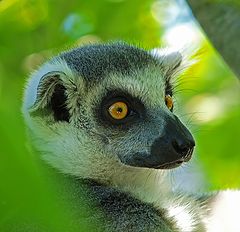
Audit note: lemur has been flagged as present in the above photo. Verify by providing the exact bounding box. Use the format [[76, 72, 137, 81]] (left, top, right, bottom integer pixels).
[[22, 42, 240, 232]]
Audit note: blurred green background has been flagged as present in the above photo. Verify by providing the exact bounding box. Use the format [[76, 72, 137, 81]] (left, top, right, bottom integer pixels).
[[0, 0, 240, 231]]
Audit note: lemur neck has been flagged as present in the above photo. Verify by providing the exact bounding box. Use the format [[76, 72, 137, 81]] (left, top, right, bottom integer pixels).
[[103, 163, 172, 204]]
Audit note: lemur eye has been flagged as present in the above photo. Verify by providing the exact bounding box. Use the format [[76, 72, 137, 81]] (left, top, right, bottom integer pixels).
[[100, 91, 145, 127], [108, 101, 128, 120], [165, 95, 173, 111]]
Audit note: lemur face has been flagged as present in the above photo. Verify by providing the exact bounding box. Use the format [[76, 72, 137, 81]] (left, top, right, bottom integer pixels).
[[23, 43, 195, 180]]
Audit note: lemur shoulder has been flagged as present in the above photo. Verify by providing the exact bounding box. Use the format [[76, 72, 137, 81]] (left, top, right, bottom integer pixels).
[[22, 42, 240, 232]]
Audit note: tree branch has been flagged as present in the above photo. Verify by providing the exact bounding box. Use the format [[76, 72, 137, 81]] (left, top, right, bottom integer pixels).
[[186, 0, 240, 79]]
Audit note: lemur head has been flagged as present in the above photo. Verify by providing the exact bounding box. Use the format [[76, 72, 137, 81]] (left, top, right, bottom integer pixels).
[[22, 42, 195, 184]]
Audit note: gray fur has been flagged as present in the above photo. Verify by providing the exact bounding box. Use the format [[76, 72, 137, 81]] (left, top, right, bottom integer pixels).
[[22, 42, 240, 232], [58, 42, 159, 82]]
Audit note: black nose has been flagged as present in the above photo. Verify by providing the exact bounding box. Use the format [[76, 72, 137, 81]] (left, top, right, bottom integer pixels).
[[118, 114, 195, 170], [147, 115, 195, 169], [172, 138, 195, 158]]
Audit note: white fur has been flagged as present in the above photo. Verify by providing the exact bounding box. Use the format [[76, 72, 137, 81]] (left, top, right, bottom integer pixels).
[[205, 190, 240, 232], [168, 205, 195, 231]]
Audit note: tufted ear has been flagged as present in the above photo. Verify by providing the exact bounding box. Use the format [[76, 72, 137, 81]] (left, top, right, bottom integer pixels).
[[161, 51, 182, 71], [29, 71, 70, 122], [151, 49, 183, 77]]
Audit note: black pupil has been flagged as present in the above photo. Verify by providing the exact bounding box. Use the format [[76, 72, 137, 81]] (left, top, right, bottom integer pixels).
[[117, 107, 123, 112]]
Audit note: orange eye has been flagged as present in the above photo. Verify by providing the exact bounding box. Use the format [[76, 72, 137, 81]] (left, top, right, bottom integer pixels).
[[108, 101, 128, 120], [165, 95, 173, 111]]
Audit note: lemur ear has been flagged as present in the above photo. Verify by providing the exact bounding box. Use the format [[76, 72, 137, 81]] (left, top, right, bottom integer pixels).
[[151, 49, 183, 76], [29, 71, 70, 122]]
